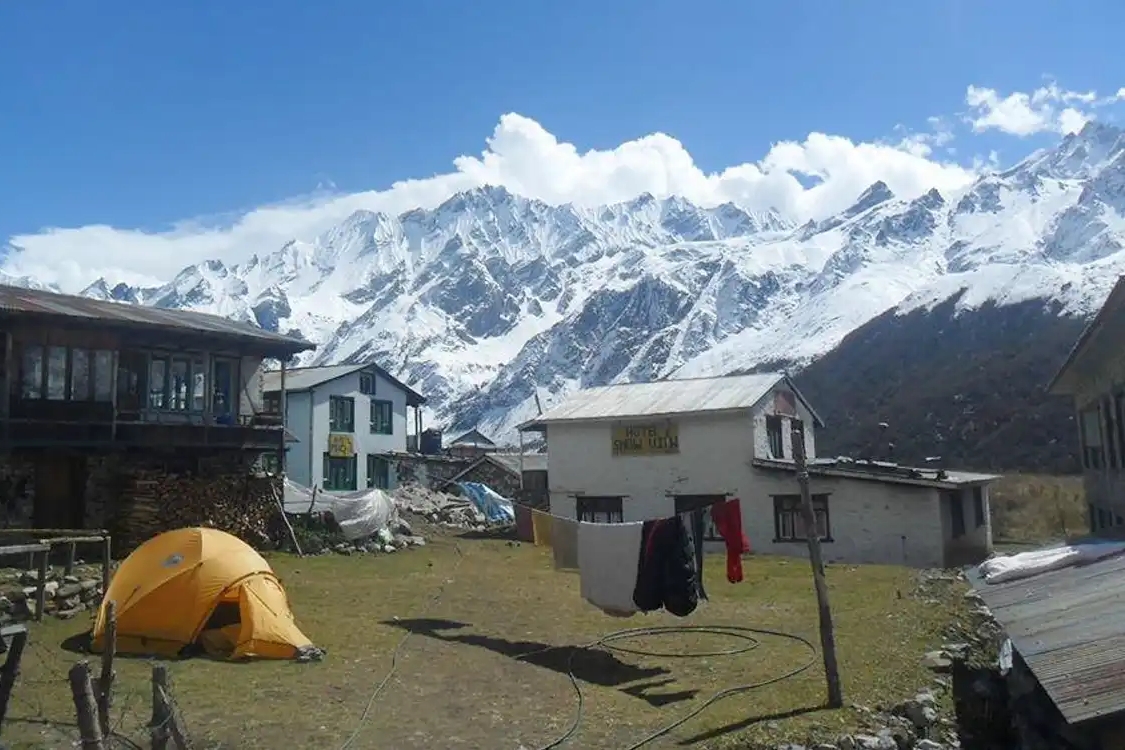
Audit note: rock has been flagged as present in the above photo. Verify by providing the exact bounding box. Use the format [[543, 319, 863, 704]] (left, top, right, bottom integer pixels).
[[813, 745, 838, 750], [942, 642, 970, 660], [79, 579, 99, 592], [382, 545, 396, 553], [855, 734, 896, 750], [395, 518, 414, 536], [922, 651, 952, 672], [914, 741, 944, 750], [836, 736, 856, 750], [56, 583, 83, 600], [63, 575, 80, 584]]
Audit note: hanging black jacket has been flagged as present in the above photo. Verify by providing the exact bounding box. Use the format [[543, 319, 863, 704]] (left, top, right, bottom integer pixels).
[[632, 515, 699, 617]]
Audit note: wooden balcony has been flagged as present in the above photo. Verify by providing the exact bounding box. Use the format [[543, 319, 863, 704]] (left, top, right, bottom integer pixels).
[[2, 400, 286, 452]]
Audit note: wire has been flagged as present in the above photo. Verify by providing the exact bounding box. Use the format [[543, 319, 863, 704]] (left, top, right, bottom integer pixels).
[[517, 623, 819, 750], [335, 543, 467, 750]]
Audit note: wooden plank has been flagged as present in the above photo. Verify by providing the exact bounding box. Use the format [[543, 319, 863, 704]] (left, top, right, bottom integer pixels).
[[68, 661, 105, 750], [0, 543, 50, 556], [0, 626, 27, 732]]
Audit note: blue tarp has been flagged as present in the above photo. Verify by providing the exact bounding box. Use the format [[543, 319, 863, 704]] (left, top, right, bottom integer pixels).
[[456, 482, 516, 524]]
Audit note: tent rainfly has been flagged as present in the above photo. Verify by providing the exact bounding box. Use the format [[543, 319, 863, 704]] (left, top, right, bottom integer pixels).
[[91, 527, 320, 661]]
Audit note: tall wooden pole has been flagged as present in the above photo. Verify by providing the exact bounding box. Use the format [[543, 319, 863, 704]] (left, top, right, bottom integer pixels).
[[792, 427, 844, 708]]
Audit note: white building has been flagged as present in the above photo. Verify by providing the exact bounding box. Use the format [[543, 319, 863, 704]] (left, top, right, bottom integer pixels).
[[263, 363, 426, 492], [519, 373, 998, 569]]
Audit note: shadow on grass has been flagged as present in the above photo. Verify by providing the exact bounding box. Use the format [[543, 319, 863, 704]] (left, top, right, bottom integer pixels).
[[455, 526, 519, 541], [675, 704, 825, 746], [383, 617, 698, 707]]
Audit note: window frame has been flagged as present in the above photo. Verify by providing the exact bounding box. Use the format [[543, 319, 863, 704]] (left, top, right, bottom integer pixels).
[[264, 392, 282, 415], [322, 453, 358, 491], [772, 493, 831, 542], [576, 495, 624, 524], [1080, 406, 1105, 470], [370, 399, 393, 435], [673, 495, 726, 541], [329, 395, 356, 433], [359, 373, 375, 395], [765, 414, 785, 459], [366, 454, 391, 489]]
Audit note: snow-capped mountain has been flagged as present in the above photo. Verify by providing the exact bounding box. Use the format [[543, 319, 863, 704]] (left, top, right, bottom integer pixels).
[[70, 121, 1125, 446]]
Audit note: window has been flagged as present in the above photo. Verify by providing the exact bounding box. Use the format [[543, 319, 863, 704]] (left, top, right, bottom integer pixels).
[[212, 358, 236, 418], [191, 357, 206, 411], [674, 495, 725, 541], [359, 373, 375, 395], [1080, 407, 1105, 469], [92, 350, 113, 402], [322, 454, 357, 491], [20, 345, 43, 399], [367, 454, 390, 489], [1105, 397, 1119, 469], [370, 399, 393, 434], [577, 496, 624, 523], [46, 346, 67, 400], [1099, 507, 1112, 530], [972, 486, 985, 528], [149, 357, 168, 409], [329, 396, 355, 432], [1090, 503, 1098, 533], [70, 349, 91, 400], [949, 491, 966, 538], [169, 357, 190, 411], [766, 415, 784, 459], [773, 494, 831, 542], [116, 350, 146, 408], [264, 392, 281, 414]]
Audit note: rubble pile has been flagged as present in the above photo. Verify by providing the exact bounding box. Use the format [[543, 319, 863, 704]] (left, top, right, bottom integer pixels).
[[0, 563, 105, 622], [391, 484, 490, 530]]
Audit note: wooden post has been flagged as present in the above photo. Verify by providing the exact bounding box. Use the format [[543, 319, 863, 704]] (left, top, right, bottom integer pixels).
[[35, 548, 48, 623], [100, 534, 111, 598], [64, 541, 77, 577], [68, 661, 106, 750], [273, 484, 303, 557], [150, 663, 171, 750], [791, 427, 844, 708], [279, 358, 288, 475], [0, 626, 28, 730], [96, 600, 116, 737]]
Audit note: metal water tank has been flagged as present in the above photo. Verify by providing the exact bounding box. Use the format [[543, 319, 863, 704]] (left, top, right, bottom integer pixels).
[[420, 428, 443, 455]]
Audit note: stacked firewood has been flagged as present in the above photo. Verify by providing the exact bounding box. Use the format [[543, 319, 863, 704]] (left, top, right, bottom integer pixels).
[[109, 467, 279, 554]]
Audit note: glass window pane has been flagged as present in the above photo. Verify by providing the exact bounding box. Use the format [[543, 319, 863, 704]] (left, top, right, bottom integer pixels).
[[149, 358, 167, 409], [212, 360, 233, 417], [170, 358, 189, 410], [191, 357, 205, 411], [46, 346, 67, 400], [21, 346, 43, 399], [70, 349, 90, 400], [93, 350, 113, 402]]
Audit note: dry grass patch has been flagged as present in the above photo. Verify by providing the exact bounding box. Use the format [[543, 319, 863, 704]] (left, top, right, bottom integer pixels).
[[989, 474, 1086, 545], [4, 537, 970, 749]]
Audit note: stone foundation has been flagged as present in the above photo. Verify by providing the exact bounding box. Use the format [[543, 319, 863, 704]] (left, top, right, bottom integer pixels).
[[0, 563, 105, 623]]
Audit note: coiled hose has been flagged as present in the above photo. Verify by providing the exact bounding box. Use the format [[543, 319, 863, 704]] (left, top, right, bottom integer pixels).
[[517, 623, 820, 750]]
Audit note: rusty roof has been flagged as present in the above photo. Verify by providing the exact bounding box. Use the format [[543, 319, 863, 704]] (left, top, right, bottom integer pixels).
[[966, 543, 1125, 725], [0, 285, 314, 356]]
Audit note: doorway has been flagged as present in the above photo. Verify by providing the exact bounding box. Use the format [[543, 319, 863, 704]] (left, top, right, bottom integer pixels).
[[34, 455, 87, 529]]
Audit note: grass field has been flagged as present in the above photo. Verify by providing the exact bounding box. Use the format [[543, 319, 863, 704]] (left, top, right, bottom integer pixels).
[[4, 535, 971, 750], [989, 474, 1086, 545]]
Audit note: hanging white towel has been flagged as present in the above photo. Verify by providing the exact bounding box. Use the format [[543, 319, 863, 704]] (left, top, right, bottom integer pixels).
[[577, 520, 644, 617]]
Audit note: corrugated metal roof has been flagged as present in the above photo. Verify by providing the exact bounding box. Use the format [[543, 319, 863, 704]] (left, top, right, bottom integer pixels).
[[966, 544, 1125, 725], [754, 457, 1000, 489], [524, 373, 819, 426], [0, 285, 313, 354], [262, 364, 365, 393], [262, 362, 427, 404]]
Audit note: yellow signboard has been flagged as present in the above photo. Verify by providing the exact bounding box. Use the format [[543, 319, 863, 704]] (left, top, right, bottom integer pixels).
[[327, 433, 355, 457], [612, 423, 679, 456]]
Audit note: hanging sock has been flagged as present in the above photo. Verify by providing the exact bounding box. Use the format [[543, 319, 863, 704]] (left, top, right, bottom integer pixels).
[[577, 520, 644, 616], [711, 499, 750, 583]]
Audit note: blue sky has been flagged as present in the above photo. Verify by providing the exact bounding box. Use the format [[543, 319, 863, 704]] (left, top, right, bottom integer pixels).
[[2, 0, 1125, 289]]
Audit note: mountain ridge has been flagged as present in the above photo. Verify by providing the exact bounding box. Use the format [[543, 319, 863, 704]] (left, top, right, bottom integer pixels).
[[7, 122, 1125, 468]]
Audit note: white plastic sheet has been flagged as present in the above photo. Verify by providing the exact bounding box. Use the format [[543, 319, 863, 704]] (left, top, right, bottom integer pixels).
[[282, 478, 399, 541], [977, 541, 1125, 584]]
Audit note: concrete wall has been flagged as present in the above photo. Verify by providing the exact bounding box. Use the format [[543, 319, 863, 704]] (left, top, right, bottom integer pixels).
[[939, 485, 994, 566], [306, 369, 411, 491], [283, 390, 313, 488], [545, 409, 950, 568]]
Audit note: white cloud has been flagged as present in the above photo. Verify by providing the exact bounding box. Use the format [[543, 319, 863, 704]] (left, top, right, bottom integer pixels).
[[3, 113, 979, 293], [964, 82, 1125, 137]]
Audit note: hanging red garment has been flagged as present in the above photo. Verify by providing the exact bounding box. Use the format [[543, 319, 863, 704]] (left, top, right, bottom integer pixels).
[[710, 499, 750, 583]]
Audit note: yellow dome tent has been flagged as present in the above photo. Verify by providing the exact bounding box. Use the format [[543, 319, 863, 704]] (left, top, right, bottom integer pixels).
[[91, 527, 317, 661]]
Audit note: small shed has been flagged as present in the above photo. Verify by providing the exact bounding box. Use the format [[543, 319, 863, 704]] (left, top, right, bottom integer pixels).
[[447, 428, 498, 458]]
